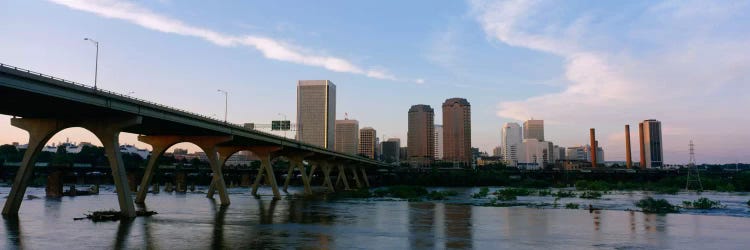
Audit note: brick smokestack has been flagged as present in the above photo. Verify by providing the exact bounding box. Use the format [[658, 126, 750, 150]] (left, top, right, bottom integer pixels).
[[625, 125, 632, 169], [590, 128, 597, 168], [639, 122, 646, 169]]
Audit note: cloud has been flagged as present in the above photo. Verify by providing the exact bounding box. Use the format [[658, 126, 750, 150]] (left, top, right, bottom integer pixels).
[[49, 0, 409, 81], [470, 0, 750, 163]]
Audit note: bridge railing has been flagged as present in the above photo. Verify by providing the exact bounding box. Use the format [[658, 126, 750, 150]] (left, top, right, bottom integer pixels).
[[0, 63, 385, 166], [0, 62, 241, 126]]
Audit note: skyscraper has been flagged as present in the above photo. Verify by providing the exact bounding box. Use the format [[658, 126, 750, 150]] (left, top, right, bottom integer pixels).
[[523, 119, 544, 141], [297, 80, 336, 148], [434, 124, 444, 160], [501, 122, 522, 166], [492, 146, 502, 157], [381, 138, 401, 164], [442, 98, 472, 166], [359, 127, 377, 159], [641, 119, 663, 168], [408, 104, 435, 166], [334, 119, 359, 155]]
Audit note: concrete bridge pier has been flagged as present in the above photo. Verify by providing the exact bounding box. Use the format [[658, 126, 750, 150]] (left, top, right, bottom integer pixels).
[[87, 116, 142, 218], [281, 153, 313, 195], [335, 164, 350, 190], [360, 167, 371, 187], [3, 118, 67, 216], [250, 147, 282, 199], [46, 170, 63, 198], [350, 166, 362, 188], [2, 117, 142, 218], [321, 161, 335, 193], [136, 136, 233, 206]]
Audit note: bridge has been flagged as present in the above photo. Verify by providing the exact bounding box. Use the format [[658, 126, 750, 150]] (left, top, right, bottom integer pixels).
[[0, 63, 387, 218]]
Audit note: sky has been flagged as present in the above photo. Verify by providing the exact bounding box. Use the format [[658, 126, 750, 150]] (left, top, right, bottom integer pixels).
[[0, 0, 748, 164]]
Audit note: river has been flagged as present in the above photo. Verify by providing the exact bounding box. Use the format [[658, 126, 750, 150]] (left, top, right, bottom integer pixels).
[[2, 185, 750, 249]]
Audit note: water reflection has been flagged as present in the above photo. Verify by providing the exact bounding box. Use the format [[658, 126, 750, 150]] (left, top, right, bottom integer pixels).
[[3, 187, 750, 249], [258, 199, 277, 224], [3, 216, 22, 249], [408, 202, 435, 249], [408, 203, 473, 249], [211, 200, 227, 250], [113, 219, 133, 250], [444, 204, 472, 249]]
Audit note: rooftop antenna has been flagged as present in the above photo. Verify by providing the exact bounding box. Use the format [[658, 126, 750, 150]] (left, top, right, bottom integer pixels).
[[685, 140, 703, 191]]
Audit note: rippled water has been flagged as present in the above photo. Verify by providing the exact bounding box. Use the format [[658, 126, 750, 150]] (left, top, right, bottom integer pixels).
[[2, 186, 750, 249]]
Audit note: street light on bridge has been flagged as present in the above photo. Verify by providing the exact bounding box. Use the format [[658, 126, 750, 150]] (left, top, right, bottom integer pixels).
[[217, 89, 228, 123], [83, 38, 99, 90]]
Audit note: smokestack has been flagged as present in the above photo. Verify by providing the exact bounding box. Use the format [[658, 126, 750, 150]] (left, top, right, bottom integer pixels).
[[625, 125, 632, 169], [590, 128, 597, 168], [639, 122, 646, 169]]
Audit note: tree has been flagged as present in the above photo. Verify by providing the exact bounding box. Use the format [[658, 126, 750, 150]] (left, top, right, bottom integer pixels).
[[50, 145, 73, 166], [122, 153, 145, 169], [0, 144, 21, 162], [74, 145, 105, 166]]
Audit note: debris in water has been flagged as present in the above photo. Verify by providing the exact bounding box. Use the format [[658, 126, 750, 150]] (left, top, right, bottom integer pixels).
[[74, 210, 158, 222]]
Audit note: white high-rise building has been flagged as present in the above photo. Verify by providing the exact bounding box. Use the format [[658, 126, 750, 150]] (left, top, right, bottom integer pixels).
[[501, 122, 522, 166], [517, 139, 550, 170], [434, 124, 444, 160]]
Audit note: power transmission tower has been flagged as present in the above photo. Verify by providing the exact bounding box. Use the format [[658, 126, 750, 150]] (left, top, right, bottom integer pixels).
[[685, 140, 703, 191]]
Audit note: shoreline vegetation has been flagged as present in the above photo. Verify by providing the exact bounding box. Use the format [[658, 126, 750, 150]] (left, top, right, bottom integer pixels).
[[328, 184, 750, 215], [380, 168, 750, 193]]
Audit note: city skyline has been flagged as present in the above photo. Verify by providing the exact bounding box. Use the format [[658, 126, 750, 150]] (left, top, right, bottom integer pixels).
[[1, 0, 749, 163]]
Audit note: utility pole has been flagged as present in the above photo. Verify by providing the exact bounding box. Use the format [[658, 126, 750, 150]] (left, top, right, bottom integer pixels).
[[84, 38, 99, 90], [217, 89, 228, 122]]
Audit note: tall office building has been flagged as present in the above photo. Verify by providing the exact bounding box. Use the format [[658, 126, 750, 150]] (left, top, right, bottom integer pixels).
[[358, 127, 377, 159], [523, 119, 544, 141], [334, 119, 359, 155], [641, 119, 663, 168], [565, 145, 604, 163], [442, 98, 472, 166], [381, 138, 401, 164], [297, 80, 336, 148], [501, 122, 522, 166], [434, 124, 444, 160], [408, 104, 435, 166], [517, 139, 548, 170], [492, 146, 502, 157]]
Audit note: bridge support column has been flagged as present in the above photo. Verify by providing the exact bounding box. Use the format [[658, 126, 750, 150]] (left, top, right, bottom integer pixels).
[[298, 161, 312, 195], [135, 135, 174, 204], [137, 136, 232, 206], [351, 167, 362, 189], [3, 117, 142, 217], [360, 167, 370, 187], [321, 162, 335, 193], [282, 160, 296, 193], [250, 147, 282, 199], [306, 163, 318, 193], [336, 164, 350, 190], [204, 145, 230, 205], [89, 117, 143, 218], [282, 153, 312, 193], [3, 118, 67, 216]]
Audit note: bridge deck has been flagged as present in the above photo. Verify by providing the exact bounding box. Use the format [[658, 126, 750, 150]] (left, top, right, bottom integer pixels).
[[0, 63, 384, 167]]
